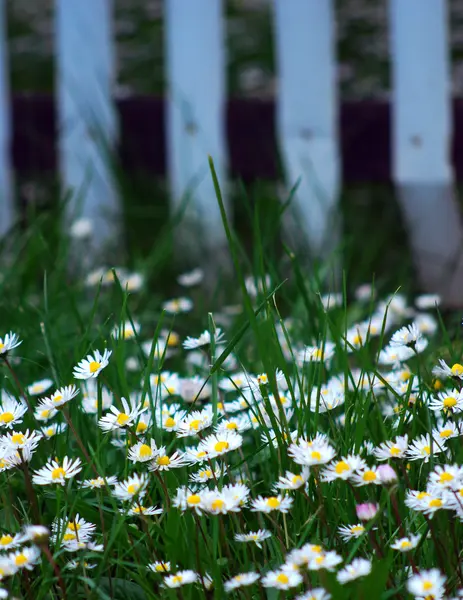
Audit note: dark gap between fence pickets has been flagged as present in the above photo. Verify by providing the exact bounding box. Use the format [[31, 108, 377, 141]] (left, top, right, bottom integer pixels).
[[10, 96, 463, 183]]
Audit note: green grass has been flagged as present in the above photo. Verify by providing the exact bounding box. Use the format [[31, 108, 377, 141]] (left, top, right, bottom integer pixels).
[[0, 161, 460, 600]]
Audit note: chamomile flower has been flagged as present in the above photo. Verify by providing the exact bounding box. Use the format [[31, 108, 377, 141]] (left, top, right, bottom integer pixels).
[[183, 328, 225, 350], [98, 397, 146, 432], [274, 468, 310, 491], [0, 533, 21, 550], [162, 298, 193, 314], [39, 385, 79, 410], [261, 569, 302, 590], [390, 323, 422, 347], [148, 447, 188, 471], [337, 558, 372, 583], [176, 408, 213, 438], [289, 439, 336, 467], [351, 466, 382, 486], [234, 530, 271, 549], [224, 572, 260, 592], [27, 378, 53, 396], [126, 505, 163, 517], [173, 486, 207, 515], [113, 473, 147, 502], [0, 429, 41, 452], [34, 405, 58, 422], [67, 560, 97, 570], [251, 495, 293, 514], [338, 524, 366, 541], [0, 332, 21, 356], [128, 440, 158, 463], [428, 390, 463, 414], [307, 551, 343, 572], [81, 475, 118, 489], [19, 525, 50, 545], [215, 415, 252, 434], [427, 464, 463, 493], [433, 421, 463, 441], [390, 534, 421, 552], [73, 349, 112, 380], [201, 489, 242, 515], [295, 588, 331, 600], [40, 423, 67, 439], [405, 490, 446, 517], [321, 455, 365, 481], [148, 561, 171, 573], [407, 569, 446, 599], [52, 515, 96, 543], [9, 546, 40, 571], [0, 557, 17, 579], [197, 431, 243, 458], [190, 466, 222, 483], [297, 342, 336, 365], [32, 457, 82, 486], [163, 570, 197, 588], [432, 359, 463, 380], [81, 382, 113, 414], [0, 398, 27, 429]]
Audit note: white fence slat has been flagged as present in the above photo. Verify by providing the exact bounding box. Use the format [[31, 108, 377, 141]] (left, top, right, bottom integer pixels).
[[165, 0, 228, 263], [273, 0, 340, 260], [0, 0, 13, 237], [56, 0, 119, 250], [390, 0, 463, 303]]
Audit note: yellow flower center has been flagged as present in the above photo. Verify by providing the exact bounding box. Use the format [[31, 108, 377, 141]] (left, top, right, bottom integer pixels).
[[353, 334, 362, 346], [155, 563, 169, 572], [313, 349, 324, 360], [89, 361, 101, 373], [0, 412, 14, 423], [311, 451, 321, 461], [451, 363, 463, 376], [31, 384, 44, 393], [0, 535, 12, 545], [211, 499, 225, 511], [400, 540, 412, 549], [15, 554, 27, 566], [157, 456, 171, 466], [53, 395, 63, 404], [127, 484, 140, 495], [266, 497, 280, 509], [423, 581, 433, 591], [433, 379, 443, 390], [276, 574, 289, 585], [189, 419, 201, 431], [311, 545, 323, 553], [172, 575, 183, 584], [187, 494, 201, 505], [429, 498, 442, 508], [417, 492, 430, 500], [258, 374, 268, 384], [0, 343, 5, 352], [52, 467, 66, 480], [63, 533, 76, 541], [197, 451, 207, 458], [335, 461, 350, 474], [363, 470, 377, 482], [136, 421, 147, 434], [139, 444, 153, 458], [389, 446, 401, 456], [116, 413, 130, 426], [226, 422, 238, 430], [443, 397, 457, 408], [315, 556, 325, 565], [214, 441, 229, 453], [90, 478, 104, 486], [11, 433, 25, 445], [165, 417, 176, 428], [422, 445, 431, 455], [291, 475, 303, 486], [439, 472, 454, 483], [68, 522, 80, 531], [41, 409, 50, 418], [439, 428, 453, 438], [351, 526, 364, 534]]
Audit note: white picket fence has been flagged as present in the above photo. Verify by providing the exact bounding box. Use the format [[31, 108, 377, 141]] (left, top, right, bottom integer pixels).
[[1, 0, 462, 301]]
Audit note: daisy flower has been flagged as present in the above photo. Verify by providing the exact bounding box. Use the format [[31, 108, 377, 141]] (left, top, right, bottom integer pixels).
[[172, 486, 207, 515], [9, 546, 40, 571], [389, 323, 422, 348], [0, 397, 27, 429], [163, 570, 197, 588], [67, 560, 97, 570], [224, 572, 260, 592], [52, 515, 96, 543], [73, 349, 112, 380], [189, 466, 222, 483], [176, 408, 213, 437], [433, 359, 463, 379], [274, 468, 310, 491], [148, 561, 171, 573], [162, 297, 193, 314], [337, 558, 372, 583], [81, 382, 113, 414], [197, 431, 243, 459], [427, 464, 463, 493], [433, 421, 463, 442], [234, 530, 271, 549], [351, 466, 382, 487], [39, 423, 67, 439], [34, 405, 58, 422], [356, 502, 379, 520], [338, 524, 366, 541], [128, 440, 158, 463], [405, 490, 446, 517], [297, 342, 336, 365], [0, 332, 21, 356], [251, 495, 293, 514], [177, 268, 203, 287], [428, 389, 463, 414], [416, 293, 440, 309], [81, 475, 118, 489], [390, 534, 421, 552], [407, 435, 447, 462], [407, 569, 446, 599], [98, 397, 146, 432], [112, 321, 140, 340], [308, 551, 343, 572], [39, 385, 79, 410], [127, 505, 163, 517], [148, 447, 188, 472], [113, 473, 147, 502], [295, 588, 331, 600], [183, 328, 224, 350], [215, 415, 252, 434], [321, 455, 365, 481], [19, 525, 50, 545], [27, 378, 53, 396], [32, 457, 82, 486], [373, 435, 409, 460], [261, 569, 302, 590], [289, 439, 336, 467], [0, 429, 41, 452], [0, 557, 17, 578], [0, 533, 21, 551], [200, 490, 241, 515]]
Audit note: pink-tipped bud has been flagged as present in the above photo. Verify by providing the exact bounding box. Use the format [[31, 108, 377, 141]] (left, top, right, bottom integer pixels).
[[356, 502, 379, 521], [377, 464, 398, 484]]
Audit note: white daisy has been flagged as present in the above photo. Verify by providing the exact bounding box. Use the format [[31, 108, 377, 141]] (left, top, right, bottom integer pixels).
[[177, 268, 204, 287], [148, 447, 188, 472], [432, 359, 463, 379], [407, 569, 446, 599], [39, 385, 79, 411], [338, 524, 366, 541], [9, 546, 40, 571], [0, 332, 22, 356], [197, 431, 243, 458], [234, 530, 271, 549], [27, 378, 53, 396], [183, 328, 225, 350], [337, 558, 372, 583], [251, 495, 293, 513], [81, 475, 118, 489], [0, 397, 27, 429], [224, 572, 260, 592], [162, 298, 193, 314], [127, 440, 158, 463], [261, 569, 302, 590], [113, 473, 148, 502], [274, 468, 310, 491], [32, 456, 82, 486], [98, 397, 147, 432], [176, 408, 213, 438], [73, 349, 112, 380], [163, 570, 197, 588], [406, 435, 447, 462], [148, 561, 171, 574], [390, 534, 421, 552]]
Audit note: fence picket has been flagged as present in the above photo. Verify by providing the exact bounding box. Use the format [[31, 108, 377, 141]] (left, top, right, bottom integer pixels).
[[165, 0, 229, 267], [273, 0, 340, 265], [390, 0, 463, 303], [55, 0, 119, 251], [0, 0, 13, 237]]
